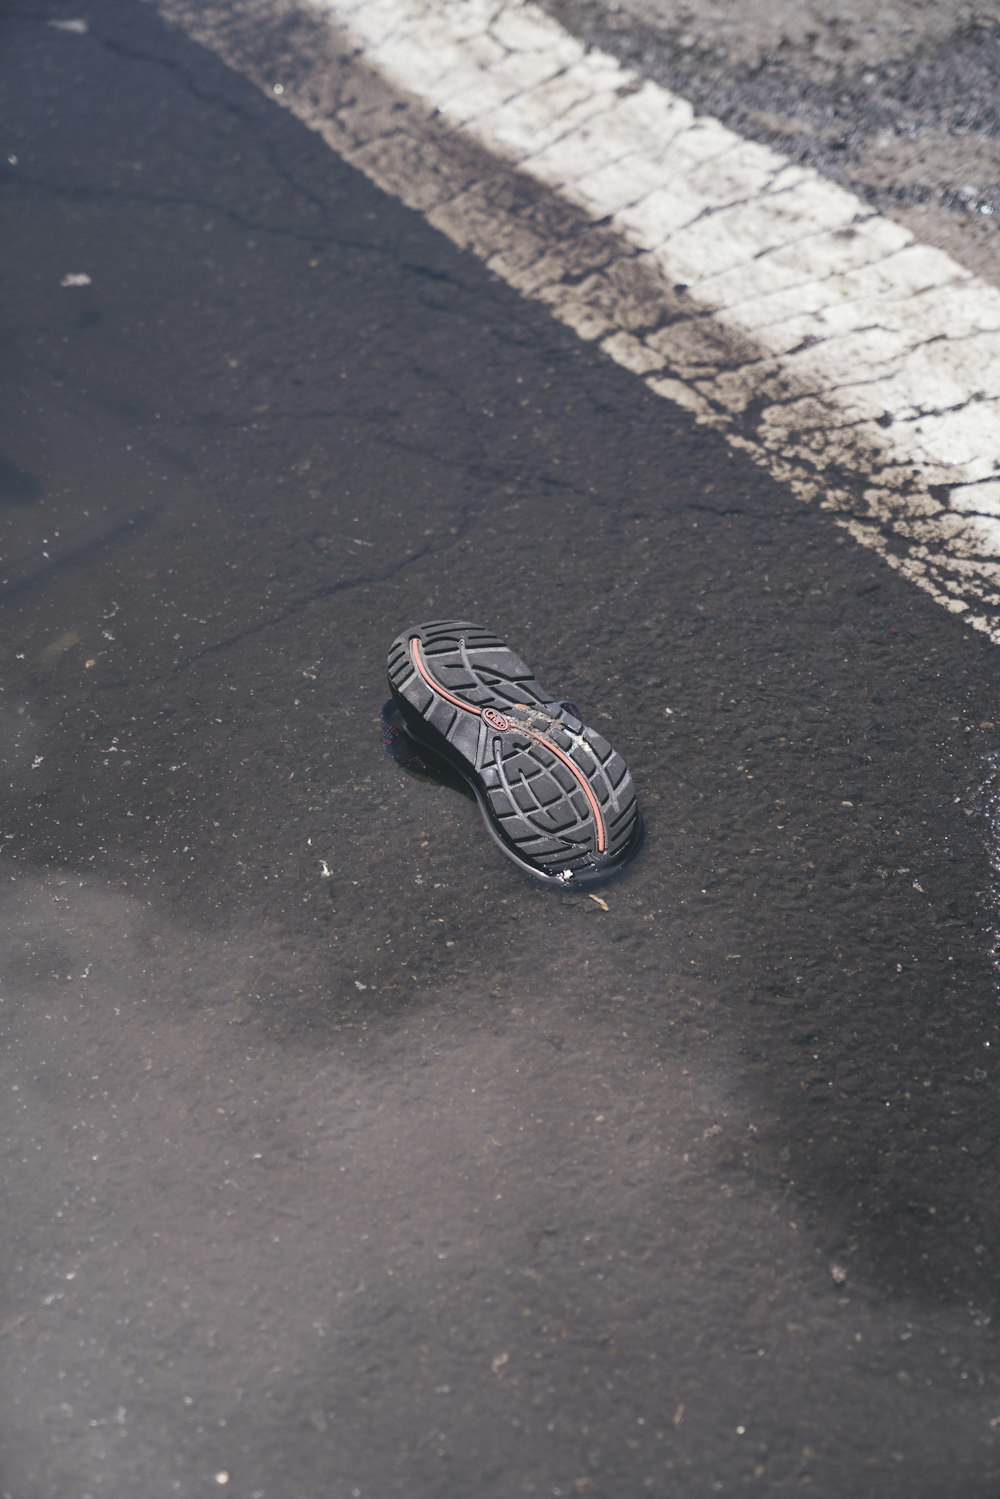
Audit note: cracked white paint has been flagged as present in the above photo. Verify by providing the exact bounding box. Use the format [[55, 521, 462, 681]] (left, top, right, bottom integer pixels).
[[159, 0, 1000, 637]]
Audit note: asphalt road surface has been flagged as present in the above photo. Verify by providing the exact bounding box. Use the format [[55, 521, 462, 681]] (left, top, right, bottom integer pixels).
[[3, 4, 1000, 1498], [544, 0, 1000, 282]]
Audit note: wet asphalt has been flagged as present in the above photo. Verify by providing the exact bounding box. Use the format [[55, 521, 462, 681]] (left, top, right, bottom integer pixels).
[[4, 5, 1000, 1497]]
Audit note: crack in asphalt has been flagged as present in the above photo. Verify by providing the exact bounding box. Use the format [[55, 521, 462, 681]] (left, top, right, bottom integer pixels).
[[9, 170, 388, 257]]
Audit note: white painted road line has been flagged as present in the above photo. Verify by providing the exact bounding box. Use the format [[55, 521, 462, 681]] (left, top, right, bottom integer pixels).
[[159, 0, 1000, 638]]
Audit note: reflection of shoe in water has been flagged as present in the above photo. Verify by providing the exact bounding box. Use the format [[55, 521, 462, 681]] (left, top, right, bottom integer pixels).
[[386, 619, 642, 888]]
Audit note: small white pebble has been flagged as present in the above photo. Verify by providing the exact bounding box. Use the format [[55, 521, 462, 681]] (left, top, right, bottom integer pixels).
[[60, 272, 92, 287], [214, 1474, 230, 1487]]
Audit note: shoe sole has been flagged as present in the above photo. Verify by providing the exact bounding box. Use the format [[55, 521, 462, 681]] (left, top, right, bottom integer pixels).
[[387, 619, 642, 887]]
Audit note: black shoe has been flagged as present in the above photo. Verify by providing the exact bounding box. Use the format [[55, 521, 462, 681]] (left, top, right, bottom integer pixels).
[[386, 619, 642, 888]]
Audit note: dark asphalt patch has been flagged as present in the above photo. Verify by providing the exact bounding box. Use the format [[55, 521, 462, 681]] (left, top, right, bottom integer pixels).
[[3, 4, 1000, 1496]]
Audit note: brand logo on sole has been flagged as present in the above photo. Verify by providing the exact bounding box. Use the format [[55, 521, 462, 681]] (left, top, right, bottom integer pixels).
[[482, 707, 512, 731]]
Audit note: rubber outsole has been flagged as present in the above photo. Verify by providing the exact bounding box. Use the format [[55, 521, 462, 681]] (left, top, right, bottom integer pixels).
[[386, 620, 642, 887]]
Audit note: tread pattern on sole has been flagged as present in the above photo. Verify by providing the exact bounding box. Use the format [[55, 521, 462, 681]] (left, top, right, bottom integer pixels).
[[387, 620, 640, 884]]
